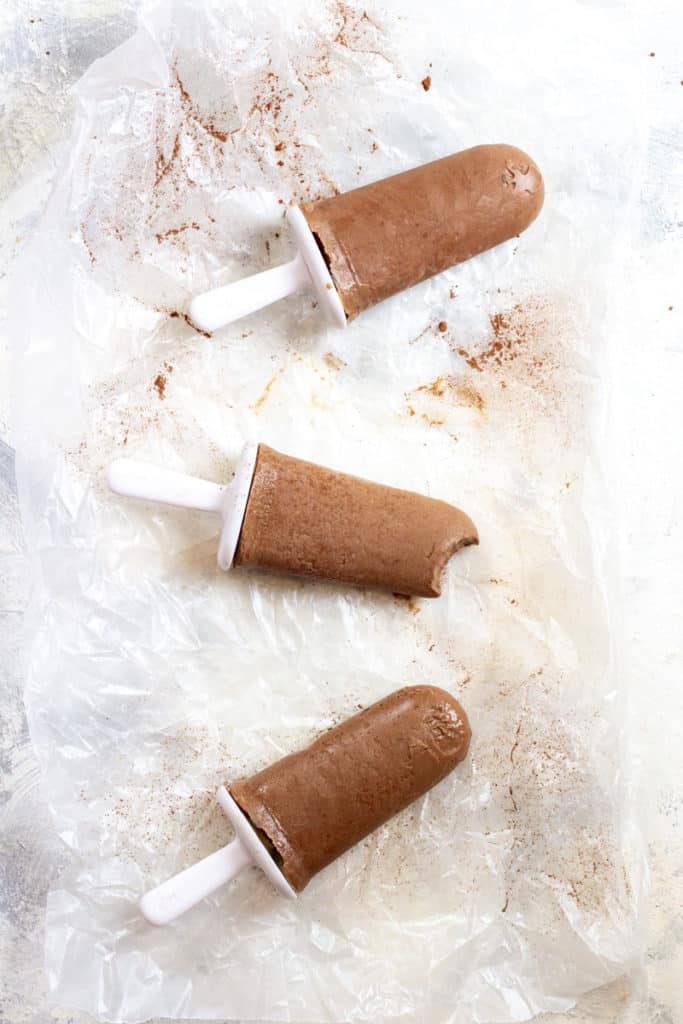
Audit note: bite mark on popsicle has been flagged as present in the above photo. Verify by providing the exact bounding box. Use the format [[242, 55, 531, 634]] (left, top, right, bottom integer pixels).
[[426, 514, 479, 598], [234, 445, 478, 597]]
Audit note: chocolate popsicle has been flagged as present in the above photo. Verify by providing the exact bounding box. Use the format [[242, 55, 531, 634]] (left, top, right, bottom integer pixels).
[[232, 684, 471, 892], [108, 446, 478, 596], [189, 143, 544, 332], [234, 444, 478, 597], [139, 685, 471, 923], [303, 143, 544, 321]]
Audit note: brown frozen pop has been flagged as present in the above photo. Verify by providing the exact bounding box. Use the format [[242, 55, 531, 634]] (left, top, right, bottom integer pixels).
[[139, 684, 471, 924], [231, 684, 471, 892], [302, 143, 544, 320], [234, 445, 478, 597]]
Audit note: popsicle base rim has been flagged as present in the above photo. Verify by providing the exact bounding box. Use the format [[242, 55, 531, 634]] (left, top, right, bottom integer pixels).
[[217, 443, 259, 571], [288, 205, 346, 329], [217, 786, 297, 899]]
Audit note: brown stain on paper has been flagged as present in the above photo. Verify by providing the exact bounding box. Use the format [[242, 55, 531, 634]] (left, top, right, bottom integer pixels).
[[323, 352, 346, 372], [393, 593, 421, 615], [412, 374, 485, 413], [252, 368, 285, 412]]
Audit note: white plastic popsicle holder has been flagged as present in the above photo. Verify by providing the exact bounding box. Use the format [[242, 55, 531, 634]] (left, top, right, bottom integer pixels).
[[189, 206, 347, 333], [107, 444, 258, 570], [140, 787, 296, 926]]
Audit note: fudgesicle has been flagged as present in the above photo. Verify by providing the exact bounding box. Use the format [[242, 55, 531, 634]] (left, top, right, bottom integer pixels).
[[138, 684, 471, 923], [189, 143, 544, 332], [231, 684, 471, 891], [234, 445, 478, 596], [302, 143, 544, 320], [108, 445, 478, 596]]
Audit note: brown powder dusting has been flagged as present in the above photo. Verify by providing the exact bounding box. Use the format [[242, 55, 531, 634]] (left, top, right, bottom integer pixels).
[[456, 302, 548, 374], [205, 125, 228, 143], [79, 2, 391, 291], [438, 320, 448, 332], [489, 311, 508, 335], [471, 650, 630, 926], [97, 723, 253, 874], [421, 75, 432, 92], [333, 3, 387, 61], [457, 348, 480, 372], [79, 65, 231, 272], [153, 373, 166, 399], [80, 222, 96, 265], [175, 72, 191, 105], [154, 130, 181, 187], [155, 222, 200, 244], [175, 69, 231, 144], [201, 50, 351, 203]]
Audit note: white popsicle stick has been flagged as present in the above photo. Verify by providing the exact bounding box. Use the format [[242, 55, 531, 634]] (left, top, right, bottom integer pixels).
[[107, 459, 226, 513], [189, 206, 347, 333], [107, 444, 258, 570], [191, 252, 310, 334], [140, 837, 251, 926], [140, 787, 296, 926]]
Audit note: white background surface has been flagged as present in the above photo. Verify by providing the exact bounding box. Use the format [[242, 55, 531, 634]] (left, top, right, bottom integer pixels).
[[0, 1, 681, 1023]]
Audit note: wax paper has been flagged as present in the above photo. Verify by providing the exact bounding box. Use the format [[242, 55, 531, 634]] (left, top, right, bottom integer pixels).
[[10, 0, 647, 1021]]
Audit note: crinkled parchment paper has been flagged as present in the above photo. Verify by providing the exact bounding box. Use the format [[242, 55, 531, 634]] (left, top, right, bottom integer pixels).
[[10, 0, 647, 1020]]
